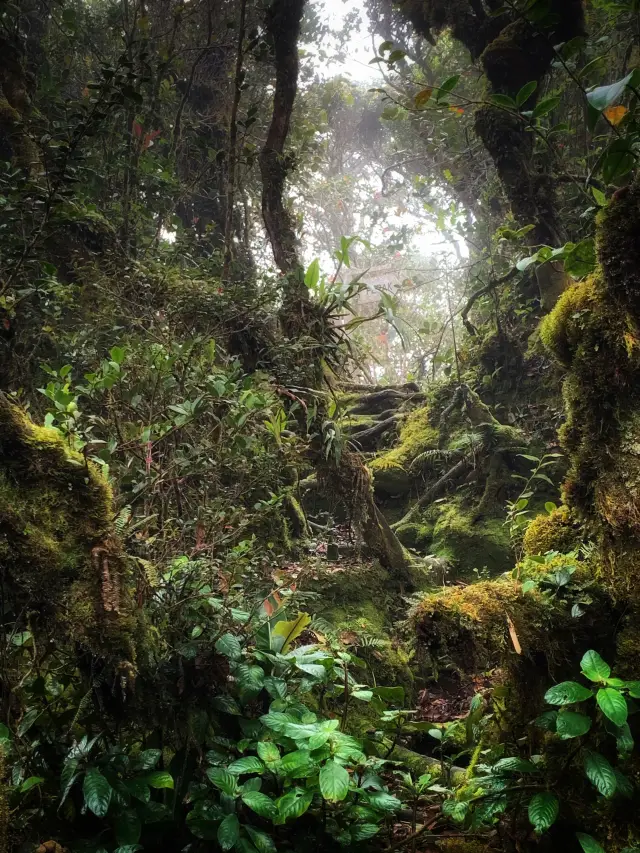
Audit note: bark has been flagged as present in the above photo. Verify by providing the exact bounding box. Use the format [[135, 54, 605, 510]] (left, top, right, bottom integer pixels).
[[259, 0, 306, 280], [394, 0, 586, 307]]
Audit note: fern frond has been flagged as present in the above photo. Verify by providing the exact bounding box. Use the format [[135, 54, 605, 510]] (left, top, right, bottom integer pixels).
[[115, 505, 132, 534]]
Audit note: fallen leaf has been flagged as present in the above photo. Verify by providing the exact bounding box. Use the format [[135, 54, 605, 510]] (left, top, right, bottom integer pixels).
[[506, 613, 522, 654]]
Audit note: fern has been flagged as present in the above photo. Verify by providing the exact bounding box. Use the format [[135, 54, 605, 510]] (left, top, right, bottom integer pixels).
[[115, 505, 132, 534], [411, 448, 457, 469], [310, 616, 337, 637]]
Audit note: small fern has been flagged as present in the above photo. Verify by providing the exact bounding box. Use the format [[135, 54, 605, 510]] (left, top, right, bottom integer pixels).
[[115, 505, 132, 534]]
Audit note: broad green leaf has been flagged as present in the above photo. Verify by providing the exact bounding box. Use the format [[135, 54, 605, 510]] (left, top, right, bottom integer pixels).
[[492, 757, 538, 774], [587, 72, 633, 111], [615, 722, 634, 754], [534, 710, 558, 731], [442, 800, 469, 822], [246, 826, 276, 853], [137, 749, 161, 770], [257, 742, 280, 763], [532, 95, 561, 118], [280, 749, 314, 776], [319, 760, 350, 802], [626, 681, 640, 698], [602, 138, 636, 183], [276, 788, 313, 822], [577, 833, 606, 853], [228, 757, 265, 775], [83, 767, 112, 817], [19, 776, 44, 793], [583, 750, 617, 797], [436, 74, 460, 102], [581, 650, 611, 682], [596, 688, 627, 726], [556, 711, 591, 739], [613, 768, 634, 798], [145, 770, 174, 789], [271, 612, 311, 653], [366, 791, 401, 812], [516, 81, 537, 107], [304, 259, 320, 289], [215, 633, 243, 660], [218, 814, 240, 851], [352, 824, 380, 841], [528, 791, 559, 832], [295, 662, 326, 679], [124, 778, 150, 803], [207, 767, 237, 796], [489, 93, 517, 109], [544, 681, 593, 705], [241, 790, 277, 818]]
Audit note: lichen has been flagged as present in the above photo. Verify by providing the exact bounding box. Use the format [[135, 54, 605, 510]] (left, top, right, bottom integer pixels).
[[522, 507, 580, 556], [0, 396, 137, 662]]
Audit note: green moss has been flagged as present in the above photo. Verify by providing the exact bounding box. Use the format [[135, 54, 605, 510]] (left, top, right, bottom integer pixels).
[[0, 396, 136, 662], [395, 521, 434, 549], [429, 500, 511, 576], [522, 507, 580, 556], [369, 405, 438, 495]]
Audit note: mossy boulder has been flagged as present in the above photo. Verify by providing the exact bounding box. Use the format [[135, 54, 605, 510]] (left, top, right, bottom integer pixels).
[[429, 501, 511, 576], [522, 507, 580, 556], [0, 396, 137, 663], [411, 577, 614, 712], [395, 520, 434, 549]]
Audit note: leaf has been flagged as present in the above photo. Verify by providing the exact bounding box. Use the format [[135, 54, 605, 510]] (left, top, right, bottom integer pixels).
[[366, 791, 401, 812], [583, 750, 617, 797], [257, 742, 281, 763], [489, 93, 517, 109], [114, 809, 142, 846], [319, 760, 350, 802], [19, 776, 44, 793], [528, 791, 559, 832], [414, 88, 433, 107], [604, 104, 628, 125], [83, 767, 112, 817], [145, 770, 174, 789], [614, 768, 634, 798], [436, 74, 460, 102], [531, 95, 561, 118], [581, 650, 611, 682], [305, 259, 320, 289], [492, 757, 538, 774], [577, 833, 606, 853], [506, 614, 522, 654], [587, 72, 633, 110], [228, 757, 265, 775], [218, 814, 240, 851], [596, 688, 628, 726], [627, 681, 640, 699], [137, 749, 161, 770], [564, 239, 596, 279], [556, 711, 591, 739], [215, 632, 243, 660], [602, 138, 636, 183], [207, 767, 237, 796], [545, 502, 558, 514], [276, 789, 313, 822], [615, 722, 634, 755], [544, 681, 593, 705], [272, 612, 311, 653], [246, 827, 277, 853], [241, 790, 277, 818], [516, 80, 537, 107]]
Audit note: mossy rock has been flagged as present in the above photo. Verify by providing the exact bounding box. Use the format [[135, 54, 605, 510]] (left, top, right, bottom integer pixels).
[[429, 502, 511, 576], [395, 521, 434, 549], [522, 507, 580, 556], [0, 396, 137, 662], [411, 577, 615, 715]]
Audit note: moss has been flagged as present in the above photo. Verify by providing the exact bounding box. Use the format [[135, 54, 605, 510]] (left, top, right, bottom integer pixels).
[[369, 405, 438, 495], [395, 521, 434, 549], [436, 841, 491, 853], [0, 396, 137, 662], [522, 507, 580, 556], [429, 501, 511, 576]]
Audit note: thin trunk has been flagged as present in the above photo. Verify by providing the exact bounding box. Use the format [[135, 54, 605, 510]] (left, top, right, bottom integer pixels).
[[222, 0, 248, 280]]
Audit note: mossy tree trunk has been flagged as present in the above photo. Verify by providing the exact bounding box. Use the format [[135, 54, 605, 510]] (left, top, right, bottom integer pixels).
[[393, 0, 585, 308], [258, 0, 411, 580], [540, 178, 640, 673]]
